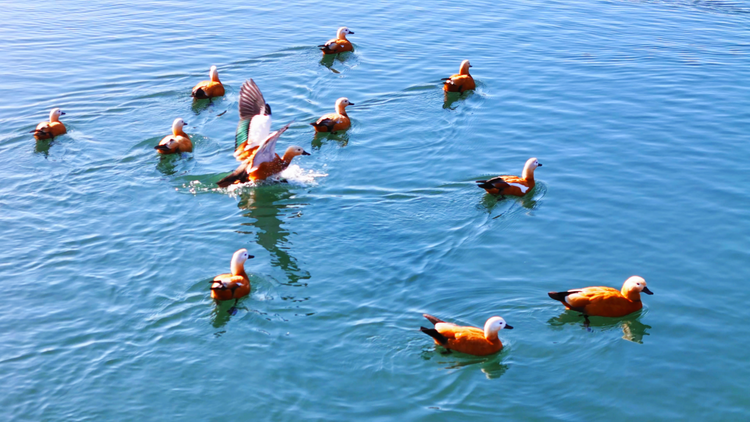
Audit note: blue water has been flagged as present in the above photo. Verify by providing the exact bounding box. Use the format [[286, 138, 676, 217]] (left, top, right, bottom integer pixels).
[[1, 0, 750, 420]]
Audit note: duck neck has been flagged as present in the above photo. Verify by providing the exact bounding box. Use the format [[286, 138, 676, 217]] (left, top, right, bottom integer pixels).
[[522, 163, 535, 182], [460, 63, 471, 76], [281, 150, 298, 163], [337, 30, 348, 40], [484, 327, 499, 342], [49, 112, 59, 122], [210, 68, 220, 83], [336, 103, 348, 116], [622, 287, 641, 302], [231, 261, 248, 279], [173, 126, 188, 138]]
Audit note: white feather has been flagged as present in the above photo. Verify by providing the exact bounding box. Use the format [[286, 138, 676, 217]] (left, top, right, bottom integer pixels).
[[249, 130, 281, 172], [246, 115, 272, 150], [507, 182, 529, 193]]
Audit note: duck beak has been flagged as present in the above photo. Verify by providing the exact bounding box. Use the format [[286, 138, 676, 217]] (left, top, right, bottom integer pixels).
[[60, 112, 66, 116], [538, 163, 542, 167], [469, 64, 473, 68], [642, 286, 653, 295], [348, 102, 355, 106], [505, 325, 514, 330], [301, 150, 311, 156], [248, 255, 255, 259], [348, 31, 354, 34]]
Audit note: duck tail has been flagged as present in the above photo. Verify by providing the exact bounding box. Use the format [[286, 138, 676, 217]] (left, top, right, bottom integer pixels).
[[422, 314, 444, 326], [192, 88, 208, 99], [548, 291, 574, 303], [476, 180, 493, 190], [217, 166, 248, 188], [154, 145, 171, 152], [420, 327, 449, 346]]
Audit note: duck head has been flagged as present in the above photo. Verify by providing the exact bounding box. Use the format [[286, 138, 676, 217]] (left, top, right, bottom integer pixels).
[[459, 59, 472, 75], [230, 248, 254, 276], [282, 146, 312, 162], [337, 27, 354, 39], [209, 65, 220, 82], [172, 118, 187, 136], [49, 108, 65, 122], [522, 157, 542, 180], [622, 276, 653, 299], [484, 316, 513, 340], [335, 97, 354, 114]]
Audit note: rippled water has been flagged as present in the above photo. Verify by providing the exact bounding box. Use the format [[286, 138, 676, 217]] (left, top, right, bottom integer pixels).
[[2, 0, 749, 420]]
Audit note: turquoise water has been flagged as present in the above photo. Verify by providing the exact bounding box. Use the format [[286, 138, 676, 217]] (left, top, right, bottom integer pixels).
[[2, 0, 750, 419]]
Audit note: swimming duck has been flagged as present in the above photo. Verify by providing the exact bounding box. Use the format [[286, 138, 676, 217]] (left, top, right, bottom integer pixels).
[[211, 248, 254, 313], [310, 98, 354, 133], [191, 65, 225, 99], [319, 27, 354, 55], [442, 60, 476, 93], [420, 314, 513, 356], [233, 79, 273, 162], [31, 108, 66, 140], [548, 276, 653, 323], [476, 157, 542, 197], [154, 118, 192, 154], [217, 122, 310, 187]]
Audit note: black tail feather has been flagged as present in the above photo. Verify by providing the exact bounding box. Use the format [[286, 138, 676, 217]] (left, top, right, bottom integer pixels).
[[476, 180, 494, 190], [548, 291, 575, 302], [422, 314, 444, 326], [217, 165, 249, 188], [420, 327, 449, 346], [192, 88, 208, 99]]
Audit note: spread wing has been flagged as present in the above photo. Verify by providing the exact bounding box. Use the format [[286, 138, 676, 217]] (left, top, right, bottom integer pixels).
[[236, 79, 272, 150], [249, 122, 292, 172]]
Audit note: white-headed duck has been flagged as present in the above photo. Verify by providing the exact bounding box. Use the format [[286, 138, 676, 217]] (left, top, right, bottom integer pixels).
[[32, 108, 66, 140], [310, 98, 354, 133], [211, 248, 254, 314], [217, 122, 310, 187], [155, 118, 192, 154], [420, 314, 513, 356], [443, 60, 476, 93], [233, 79, 273, 162], [548, 276, 653, 323], [319, 27, 354, 55], [476, 157, 542, 197], [191, 65, 225, 99]]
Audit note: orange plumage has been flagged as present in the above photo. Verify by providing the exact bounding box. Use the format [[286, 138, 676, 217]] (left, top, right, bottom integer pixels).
[[192, 66, 225, 99], [420, 314, 513, 356], [311, 97, 354, 133], [32, 108, 66, 140], [319, 27, 354, 55], [443, 60, 476, 93], [548, 276, 654, 318], [211, 249, 253, 301], [476, 157, 542, 197], [155, 118, 192, 154]]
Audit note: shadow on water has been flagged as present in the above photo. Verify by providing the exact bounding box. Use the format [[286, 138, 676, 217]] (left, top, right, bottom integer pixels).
[[421, 348, 510, 380], [478, 184, 547, 220], [311, 131, 350, 150], [548, 311, 652, 344], [319, 51, 354, 73], [236, 184, 311, 286], [34, 138, 54, 157], [443, 90, 475, 110]]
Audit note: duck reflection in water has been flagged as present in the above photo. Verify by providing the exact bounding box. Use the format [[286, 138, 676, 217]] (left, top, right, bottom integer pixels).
[[421, 350, 510, 380], [236, 184, 311, 286], [548, 311, 651, 344]]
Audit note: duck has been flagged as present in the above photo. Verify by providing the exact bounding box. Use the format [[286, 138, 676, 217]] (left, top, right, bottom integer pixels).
[[211, 248, 254, 314], [31, 108, 66, 140], [217, 122, 310, 187], [310, 98, 354, 133], [548, 276, 653, 324], [319, 27, 354, 55], [420, 314, 513, 356], [191, 65, 225, 99], [233, 79, 273, 162], [442, 60, 476, 93], [154, 118, 192, 154], [476, 157, 542, 197]]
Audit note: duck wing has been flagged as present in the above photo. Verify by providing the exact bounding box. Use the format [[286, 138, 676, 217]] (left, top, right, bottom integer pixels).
[[236, 79, 272, 150], [476, 175, 511, 190], [249, 122, 292, 173]]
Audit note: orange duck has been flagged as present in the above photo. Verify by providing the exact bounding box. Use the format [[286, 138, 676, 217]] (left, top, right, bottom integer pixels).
[[420, 314, 513, 356], [211, 248, 254, 314], [310, 97, 354, 133], [191, 65, 225, 99], [319, 27, 354, 55], [233, 79, 273, 162], [32, 108, 66, 140], [155, 118, 192, 154], [217, 122, 310, 187], [548, 276, 653, 324], [476, 157, 542, 197], [443, 60, 476, 93]]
